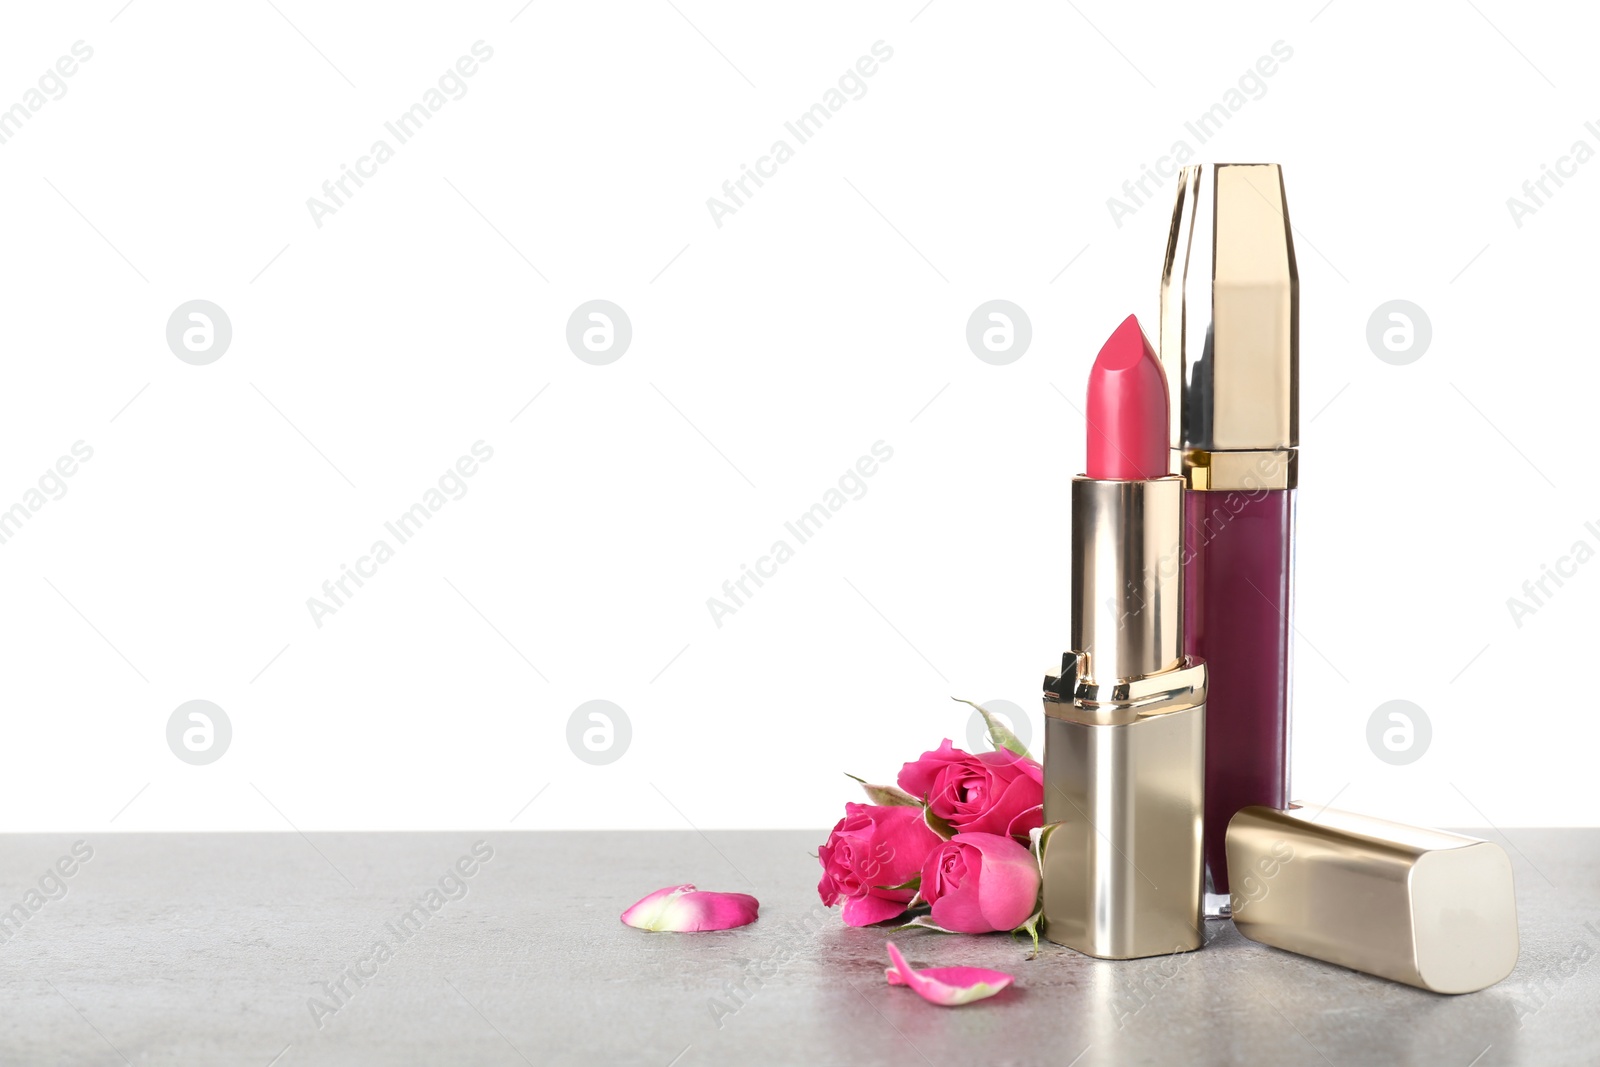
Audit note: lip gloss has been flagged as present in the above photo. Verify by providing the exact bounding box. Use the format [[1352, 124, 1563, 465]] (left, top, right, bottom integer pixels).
[[1159, 164, 1298, 917], [1039, 315, 1207, 960]]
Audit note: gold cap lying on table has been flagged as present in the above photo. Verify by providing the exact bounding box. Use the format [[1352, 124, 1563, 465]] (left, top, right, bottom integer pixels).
[[1226, 805, 1520, 994]]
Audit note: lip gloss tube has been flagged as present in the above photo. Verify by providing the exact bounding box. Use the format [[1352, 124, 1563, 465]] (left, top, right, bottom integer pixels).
[[1159, 164, 1299, 917]]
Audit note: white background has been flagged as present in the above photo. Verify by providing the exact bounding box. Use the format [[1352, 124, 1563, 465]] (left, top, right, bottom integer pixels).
[[0, 0, 1594, 833]]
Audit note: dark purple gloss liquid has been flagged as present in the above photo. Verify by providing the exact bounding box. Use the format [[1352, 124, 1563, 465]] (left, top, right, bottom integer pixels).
[[1183, 487, 1293, 908]]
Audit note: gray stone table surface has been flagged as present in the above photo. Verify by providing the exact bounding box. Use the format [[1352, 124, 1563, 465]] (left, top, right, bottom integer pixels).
[[0, 829, 1596, 1066]]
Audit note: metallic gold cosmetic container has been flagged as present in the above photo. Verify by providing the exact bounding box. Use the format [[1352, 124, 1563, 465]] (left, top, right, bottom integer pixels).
[[1161, 162, 1299, 917], [1040, 476, 1208, 960], [1227, 805, 1520, 993]]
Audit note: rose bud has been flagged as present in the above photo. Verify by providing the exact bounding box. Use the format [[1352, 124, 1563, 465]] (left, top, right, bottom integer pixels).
[[817, 802, 942, 927], [897, 739, 1043, 841], [919, 832, 1040, 934]]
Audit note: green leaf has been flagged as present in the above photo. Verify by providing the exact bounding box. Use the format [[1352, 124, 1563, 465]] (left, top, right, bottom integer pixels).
[[1014, 908, 1043, 957], [875, 876, 921, 894], [1014, 826, 1048, 956], [952, 697, 1033, 761], [896, 913, 960, 934], [924, 807, 956, 841], [1028, 824, 1049, 876], [844, 773, 920, 807]]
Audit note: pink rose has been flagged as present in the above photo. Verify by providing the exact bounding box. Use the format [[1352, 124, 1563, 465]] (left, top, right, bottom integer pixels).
[[818, 802, 941, 927], [920, 833, 1040, 934], [897, 740, 1043, 841]]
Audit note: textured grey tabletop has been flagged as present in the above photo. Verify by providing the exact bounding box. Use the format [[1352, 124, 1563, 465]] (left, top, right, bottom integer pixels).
[[0, 829, 1595, 1066]]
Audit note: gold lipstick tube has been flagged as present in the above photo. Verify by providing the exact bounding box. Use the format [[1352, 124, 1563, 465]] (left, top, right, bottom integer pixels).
[[1040, 476, 1207, 959]]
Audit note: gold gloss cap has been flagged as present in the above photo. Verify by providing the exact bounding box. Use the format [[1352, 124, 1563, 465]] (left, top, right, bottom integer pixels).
[[1160, 164, 1299, 489], [1226, 805, 1520, 994]]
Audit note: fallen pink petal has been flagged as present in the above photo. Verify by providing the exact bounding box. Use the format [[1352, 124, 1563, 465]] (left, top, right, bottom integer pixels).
[[620, 884, 759, 932], [883, 942, 1014, 1006]]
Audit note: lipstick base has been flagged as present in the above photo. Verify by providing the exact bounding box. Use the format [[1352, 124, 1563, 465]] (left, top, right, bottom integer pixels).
[[1040, 654, 1207, 960]]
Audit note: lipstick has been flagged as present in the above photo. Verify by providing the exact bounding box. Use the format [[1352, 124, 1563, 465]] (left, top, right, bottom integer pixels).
[[1039, 315, 1207, 960], [1160, 163, 1298, 916], [1086, 315, 1170, 480]]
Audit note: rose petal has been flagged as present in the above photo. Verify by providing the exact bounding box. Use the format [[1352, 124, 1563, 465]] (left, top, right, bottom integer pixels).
[[896, 739, 966, 800], [1013, 755, 1044, 785], [620, 884, 759, 932], [883, 942, 1013, 1006], [1003, 802, 1044, 841], [962, 837, 1040, 932], [842, 893, 910, 927], [924, 847, 991, 933], [885, 966, 1018, 989]]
